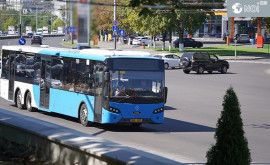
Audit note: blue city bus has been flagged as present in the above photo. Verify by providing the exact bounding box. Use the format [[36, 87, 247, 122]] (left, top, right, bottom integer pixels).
[[0, 45, 167, 126]]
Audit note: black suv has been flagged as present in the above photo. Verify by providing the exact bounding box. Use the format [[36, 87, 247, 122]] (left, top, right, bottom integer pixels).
[[181, 52, 229, 74]]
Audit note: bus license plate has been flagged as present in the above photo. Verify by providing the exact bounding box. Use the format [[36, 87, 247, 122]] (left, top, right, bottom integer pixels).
[[131, 119, 142, 123]]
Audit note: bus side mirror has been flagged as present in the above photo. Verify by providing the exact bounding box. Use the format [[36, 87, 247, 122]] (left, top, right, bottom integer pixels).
[[164, 87, 168, 104], [104, 72, 110, 82]]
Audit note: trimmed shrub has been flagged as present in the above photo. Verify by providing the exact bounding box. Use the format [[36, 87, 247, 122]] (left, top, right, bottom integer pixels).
[[206, 87, 251, 165]]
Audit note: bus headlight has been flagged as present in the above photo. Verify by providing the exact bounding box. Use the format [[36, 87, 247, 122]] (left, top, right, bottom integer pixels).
[[108, 107, 121, 114], [153, 107, 164, 114]]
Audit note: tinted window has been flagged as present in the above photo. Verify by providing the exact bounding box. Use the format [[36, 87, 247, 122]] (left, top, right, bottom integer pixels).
[[51, 58, 63, 89], [75, 59, 93, 94], [201, 53, 209, 60], [15, 53, 26, 81], [63, 58, 76, 92], [1, 50, 9, 79]]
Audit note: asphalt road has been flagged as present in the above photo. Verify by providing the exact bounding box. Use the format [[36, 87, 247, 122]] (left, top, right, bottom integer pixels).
[[1, 61, 270, 164], [0, 36, 67, 48]]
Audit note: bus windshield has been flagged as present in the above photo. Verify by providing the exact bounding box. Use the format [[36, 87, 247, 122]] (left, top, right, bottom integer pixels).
[[110, 70, 164, 103]]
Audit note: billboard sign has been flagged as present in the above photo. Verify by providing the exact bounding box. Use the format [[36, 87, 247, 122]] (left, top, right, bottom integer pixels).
[[77, 0, 90, 47], [26, 26, 32, 34], [43, 26, 48, 34], [227, 0, 270, 17], [8, 26, 15, 35]]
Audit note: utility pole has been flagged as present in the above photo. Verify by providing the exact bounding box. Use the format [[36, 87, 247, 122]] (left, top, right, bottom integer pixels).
[[114, 0, 116, 49], [19, 0, 22, 37], [36, 4, 38, 31], [70, 1, 73, 44], [51, 3, 53, 34]]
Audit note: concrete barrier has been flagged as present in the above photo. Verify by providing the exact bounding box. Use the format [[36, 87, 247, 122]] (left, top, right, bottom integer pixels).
[[0, 109, 183, 165]]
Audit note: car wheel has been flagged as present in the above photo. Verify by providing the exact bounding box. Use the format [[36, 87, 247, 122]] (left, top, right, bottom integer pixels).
[[16, 90, 24, 110], [183, 69, 190, 74], [26, 92, 34, 112], [197, 65, 205, 74], [208, 71, 213, 74], [79, 103, 89, 127], [221, 65, 227, 74], [164, 63, 169, 70]]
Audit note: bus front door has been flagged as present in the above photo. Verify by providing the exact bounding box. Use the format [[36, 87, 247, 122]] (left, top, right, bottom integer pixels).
[[94, 68, 103, 123], [8, 52, 16, 100], [39, 58, 51, 109]]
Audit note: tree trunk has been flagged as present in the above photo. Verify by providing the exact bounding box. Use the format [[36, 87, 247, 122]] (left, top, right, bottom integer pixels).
[[169, 29, 172, 51], [153, 36, 156, 49], [178, 30, 184, 52], [162, 32, 166, 50]]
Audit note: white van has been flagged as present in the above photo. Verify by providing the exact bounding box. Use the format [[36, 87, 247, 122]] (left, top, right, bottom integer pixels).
[[36, 28, 43, 34]]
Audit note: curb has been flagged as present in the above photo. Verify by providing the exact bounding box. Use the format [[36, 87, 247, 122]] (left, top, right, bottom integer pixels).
[[0, 109, 184, 165]]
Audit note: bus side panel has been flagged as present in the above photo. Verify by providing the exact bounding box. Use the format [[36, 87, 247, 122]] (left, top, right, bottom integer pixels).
[[14, 81, 38, 108], [33, 84, 40, 108], [102, 103, 164, 124], [49, 89, 95, 121], [0, 79, 9, 100]]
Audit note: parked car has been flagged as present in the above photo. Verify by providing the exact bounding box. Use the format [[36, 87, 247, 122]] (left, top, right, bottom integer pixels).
[[173, 38, 203, 48], [153, 53, 181, 69], [132, 36, 150, 46], [31, 35, 42, 45], [181, 52, 229, 74], [236, 34, 250, 43], [51, 30, 58, 34]]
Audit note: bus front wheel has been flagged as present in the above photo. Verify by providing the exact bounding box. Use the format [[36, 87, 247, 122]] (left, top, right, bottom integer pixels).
[[79, 104, 89, 127]]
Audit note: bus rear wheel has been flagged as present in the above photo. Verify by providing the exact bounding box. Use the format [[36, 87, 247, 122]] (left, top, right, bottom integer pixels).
[[16, 90, 24, 110], [26, 92, 34, 112], [80, 104, 89, 127]]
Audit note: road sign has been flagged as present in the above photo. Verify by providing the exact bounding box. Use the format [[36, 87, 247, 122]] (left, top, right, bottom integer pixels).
[[113, 31, 117, 38], [119, 29, 125, 36], [112, 26, 118, 32], [113, 20, 118, 26], [18, 38, 26, 45]]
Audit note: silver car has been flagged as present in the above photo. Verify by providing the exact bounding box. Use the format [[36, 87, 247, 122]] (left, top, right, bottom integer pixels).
[[154, 53, 181, 69], [237, 34, 250, 43]]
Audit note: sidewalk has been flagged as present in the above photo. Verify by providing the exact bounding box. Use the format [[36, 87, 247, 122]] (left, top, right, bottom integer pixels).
[[97, 41, 270, 60]]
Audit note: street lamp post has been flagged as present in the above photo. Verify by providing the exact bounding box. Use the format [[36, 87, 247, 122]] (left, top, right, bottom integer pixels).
[[114, 0, 116, 49]]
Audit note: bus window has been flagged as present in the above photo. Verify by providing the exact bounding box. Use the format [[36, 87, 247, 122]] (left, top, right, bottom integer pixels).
[[63, 58, 75, 92], [51, 58, 63, 89], [15, 53, 26, 81], [1, 50, 9, 79], [33, 54, 41, 84], [75, 59, 87, 93]]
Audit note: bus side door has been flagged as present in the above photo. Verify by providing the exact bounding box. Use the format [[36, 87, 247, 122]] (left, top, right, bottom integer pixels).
[[39, 57, 51, 109], [93, 63, 104, 123], [8, 51, 16, 100]]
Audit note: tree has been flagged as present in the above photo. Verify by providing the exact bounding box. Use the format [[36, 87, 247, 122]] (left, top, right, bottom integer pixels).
[[206, 87, 251, 165], [129, 0, 223, 52], [53, 18, 65, 30]]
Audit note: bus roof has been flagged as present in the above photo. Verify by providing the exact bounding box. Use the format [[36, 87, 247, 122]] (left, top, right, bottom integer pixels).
[[2, 45, 154, 61]]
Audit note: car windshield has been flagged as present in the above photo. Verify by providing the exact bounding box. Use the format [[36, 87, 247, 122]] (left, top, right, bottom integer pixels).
[[110, 70, 164, 99]]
